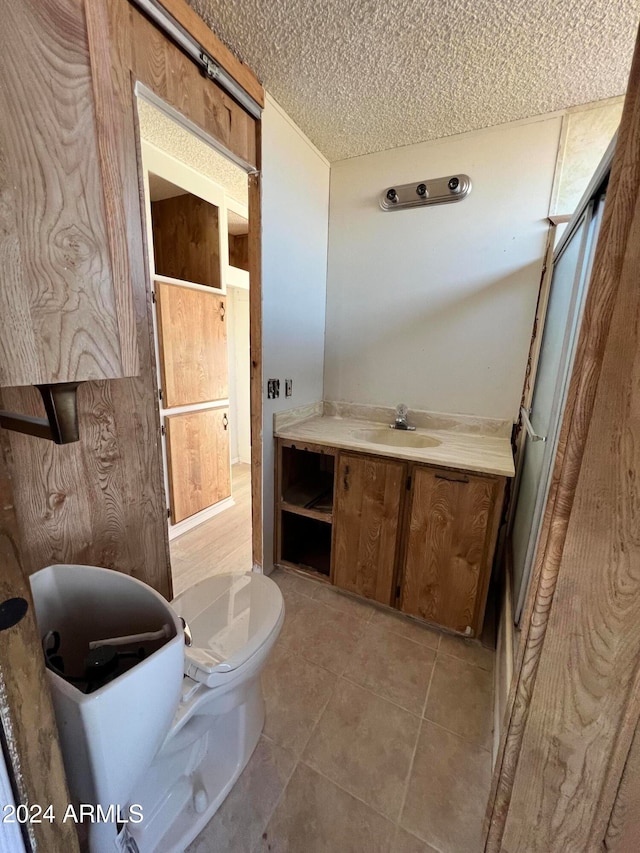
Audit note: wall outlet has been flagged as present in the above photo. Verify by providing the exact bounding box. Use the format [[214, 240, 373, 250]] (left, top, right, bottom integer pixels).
[[267, 379, 280, 399], [285, 379, 292, 397]]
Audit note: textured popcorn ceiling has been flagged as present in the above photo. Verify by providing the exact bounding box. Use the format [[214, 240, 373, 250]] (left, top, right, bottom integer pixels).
[[138, 99, 248, 205], [190, 0, 639, 161]]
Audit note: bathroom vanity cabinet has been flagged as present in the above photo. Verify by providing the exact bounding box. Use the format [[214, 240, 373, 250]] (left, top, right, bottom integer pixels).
[[275, 438, 506, 636]]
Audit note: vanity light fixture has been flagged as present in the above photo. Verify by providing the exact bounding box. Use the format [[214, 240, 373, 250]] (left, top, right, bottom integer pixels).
[[379, 174, 472, 211]]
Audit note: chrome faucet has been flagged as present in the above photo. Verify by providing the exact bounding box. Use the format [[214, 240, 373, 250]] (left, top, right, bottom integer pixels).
[[391, 403, 416, 431]]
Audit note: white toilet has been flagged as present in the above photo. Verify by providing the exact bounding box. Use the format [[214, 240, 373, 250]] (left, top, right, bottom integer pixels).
[[30, 565, 284, 853]]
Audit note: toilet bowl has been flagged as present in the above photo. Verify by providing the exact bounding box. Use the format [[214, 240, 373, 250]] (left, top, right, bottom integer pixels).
[[127, 571, 284, 853], [30, 566, 283, 853]]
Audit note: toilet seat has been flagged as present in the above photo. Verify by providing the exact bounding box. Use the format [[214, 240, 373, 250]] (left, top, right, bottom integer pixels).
[[170, 572, 284, 688]]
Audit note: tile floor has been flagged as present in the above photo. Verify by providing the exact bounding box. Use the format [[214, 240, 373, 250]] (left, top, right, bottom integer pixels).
[[188, 568, 495, 853]]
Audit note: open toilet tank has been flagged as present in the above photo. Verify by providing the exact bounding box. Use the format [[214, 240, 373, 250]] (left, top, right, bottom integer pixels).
[[30, 564, 284, 853]]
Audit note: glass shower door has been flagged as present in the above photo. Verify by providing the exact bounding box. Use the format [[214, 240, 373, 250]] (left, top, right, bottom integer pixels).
[[511, 197, 604, 621]]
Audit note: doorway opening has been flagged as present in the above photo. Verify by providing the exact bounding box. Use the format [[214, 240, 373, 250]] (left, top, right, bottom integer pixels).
[[137, 95, 253, 596]]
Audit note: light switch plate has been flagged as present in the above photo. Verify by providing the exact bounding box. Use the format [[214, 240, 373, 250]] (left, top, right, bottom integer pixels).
[[285, 379, 292, 397], [267, 379, 280, 399]]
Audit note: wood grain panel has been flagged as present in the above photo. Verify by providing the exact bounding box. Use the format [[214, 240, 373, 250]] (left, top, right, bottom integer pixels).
[[0, 0, 172, 598], [249, 171, 263, 569], [486, 27, 640, 852], [156, 284, 228, 407], [130, 3, 257, 167], [165, 408, 231, 523], [0, 446, 80, 853], [152, 194, 221, 288], [155, 0, 264, 108], [0, 0, 138, 387], [401, 466, 500, 635], [229, 234, 250, 271], [605, 720, 640, 851], [333, 453, 405, 605]]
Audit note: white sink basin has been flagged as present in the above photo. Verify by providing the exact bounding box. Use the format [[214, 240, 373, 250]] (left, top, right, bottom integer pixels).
[[358, 428, 442, 449]]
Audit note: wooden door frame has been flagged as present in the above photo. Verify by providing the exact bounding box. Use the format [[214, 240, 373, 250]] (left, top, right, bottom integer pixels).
[[485, 24, 640, 850], [128, 1, 265, 577]]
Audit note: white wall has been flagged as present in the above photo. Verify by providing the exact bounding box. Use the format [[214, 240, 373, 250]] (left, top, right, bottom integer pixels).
[[226, 285, 251, 465], [261, 94, 330, 572], [324, 115, 563, 422]]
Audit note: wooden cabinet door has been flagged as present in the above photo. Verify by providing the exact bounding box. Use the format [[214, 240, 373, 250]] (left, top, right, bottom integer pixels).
[[156, 283, 228, 408], [165, 408, 231, 523], [0, 0, 139, 387], [400, 466, 502, 635], [333, 453, 405, 605]]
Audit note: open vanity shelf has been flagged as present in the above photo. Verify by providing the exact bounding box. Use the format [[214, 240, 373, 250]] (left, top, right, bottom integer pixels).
[[275, 437, 506, 636], [277, 443, 335, 578]]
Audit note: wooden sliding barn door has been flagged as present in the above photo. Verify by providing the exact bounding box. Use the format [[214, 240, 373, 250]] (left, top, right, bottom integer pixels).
[[0, 0, 262, 848]]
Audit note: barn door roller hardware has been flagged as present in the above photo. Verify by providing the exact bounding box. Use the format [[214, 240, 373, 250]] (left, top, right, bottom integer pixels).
[[130, 0, 262, 120], [380, 174, 471, 211], [0, 383, 81, 444]]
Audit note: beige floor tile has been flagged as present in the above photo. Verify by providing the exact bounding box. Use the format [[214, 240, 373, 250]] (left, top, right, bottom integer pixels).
[[275, 589, 311, 651], [255, 763, 396, 853], [393, 826, 441, 853], [369, 608, 441, 650], [271, 567, 318, 600], [280, 597, 367, 675], [261, 645, 336, 756], [424, 655, 493, 749], [311, 582, 376, 621], [439, 633, 495, 671], [186, 736, 295, 853], [343, 623, 436, 714], [302, 679, 420, 820], [401, 721, 491, 853]]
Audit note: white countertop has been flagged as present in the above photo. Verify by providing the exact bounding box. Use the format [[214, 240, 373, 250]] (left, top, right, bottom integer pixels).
[[275, 415, 515, 478]]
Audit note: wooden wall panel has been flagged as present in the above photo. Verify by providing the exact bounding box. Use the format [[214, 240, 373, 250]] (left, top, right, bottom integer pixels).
[[486, 26, 640, 852], [0, 0, 138, 388], [152, 194, 221, 287], [229, 234, 250, 271], [156, 284, 228, 407], [333, 453, 404, 605], [165, 408, 231, 523], [605, 720, 640, 851], [0, 446, 79, 853], [248, 171, 263, 569], [1, 0, 259, 597]]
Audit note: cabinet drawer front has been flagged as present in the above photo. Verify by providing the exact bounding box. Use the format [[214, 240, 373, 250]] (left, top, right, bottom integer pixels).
[[401, 467, 499, 634], [165, 408, 231, 523], [156, 283, 228, 408], [333, 453, 405, 605]]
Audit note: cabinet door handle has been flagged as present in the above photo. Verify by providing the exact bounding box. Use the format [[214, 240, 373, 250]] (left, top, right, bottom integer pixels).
[[343, 464, 349, 491], [222, 413, 228, 430], [220, 302, 226, 321], [435, 473, 469, 484]]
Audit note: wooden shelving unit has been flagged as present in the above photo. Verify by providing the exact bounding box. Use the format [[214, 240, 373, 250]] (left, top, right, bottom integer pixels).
[[276, 442, 336, 579]]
